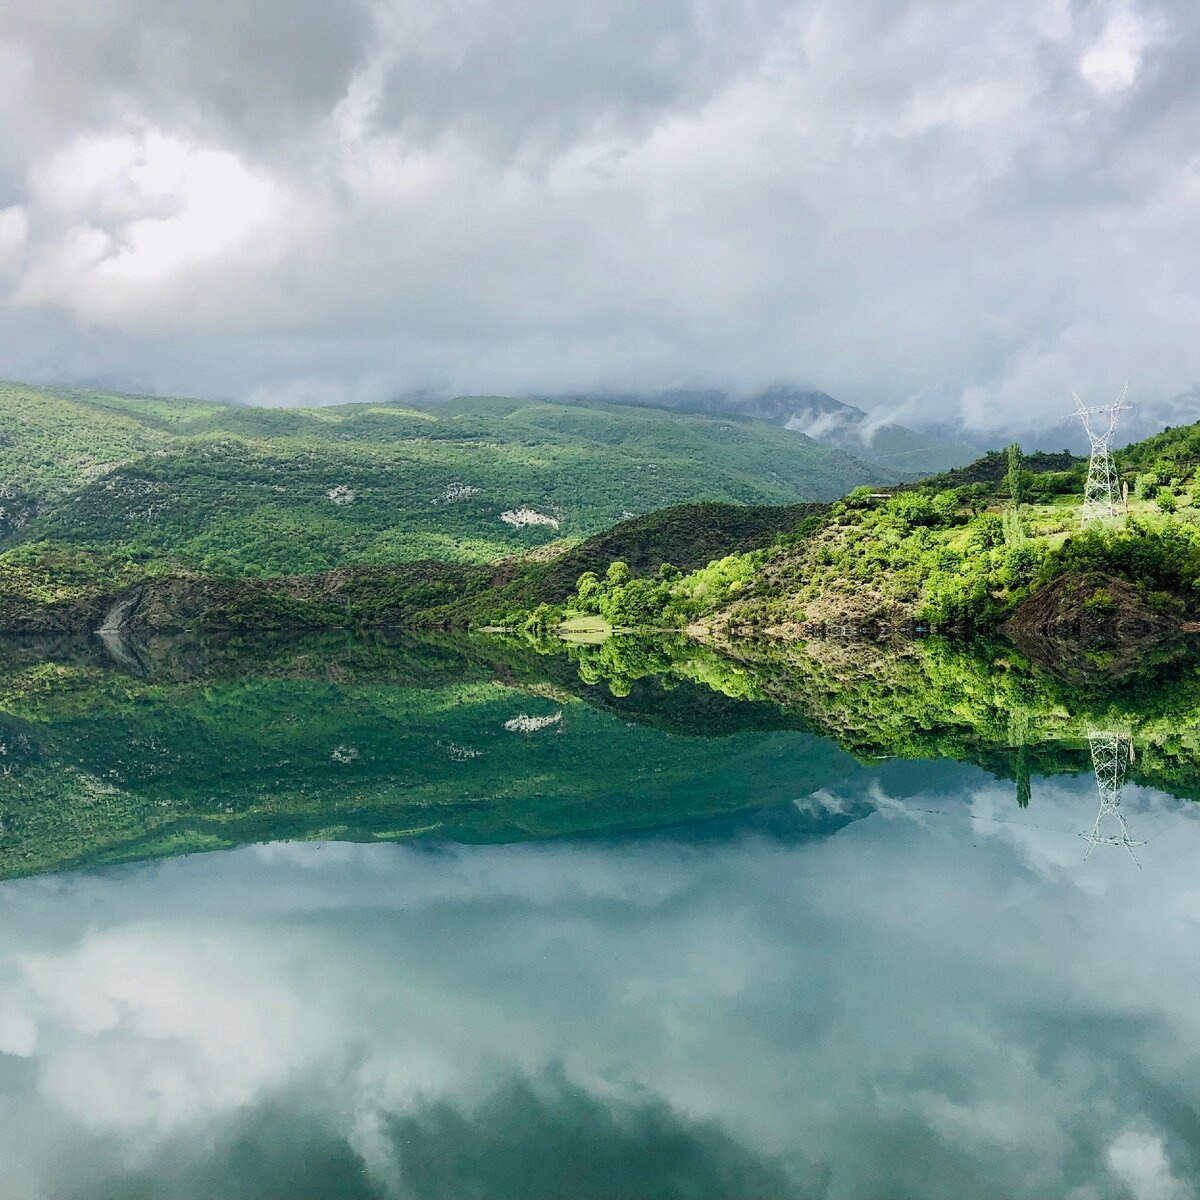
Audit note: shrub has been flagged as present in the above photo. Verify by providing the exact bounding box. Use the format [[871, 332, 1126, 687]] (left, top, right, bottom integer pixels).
[[970, 514, 1005, 551], [1041, 522, 1200, 601]]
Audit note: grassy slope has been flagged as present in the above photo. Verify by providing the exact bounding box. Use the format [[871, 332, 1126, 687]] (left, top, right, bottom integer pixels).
[[0, 384, 180, 537], [1, 384, 889, 575]]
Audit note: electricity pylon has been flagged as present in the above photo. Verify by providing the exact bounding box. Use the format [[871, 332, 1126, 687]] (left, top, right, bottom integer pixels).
[[1080, 729, 1143, 866], [1072, 385, 1130, 527]]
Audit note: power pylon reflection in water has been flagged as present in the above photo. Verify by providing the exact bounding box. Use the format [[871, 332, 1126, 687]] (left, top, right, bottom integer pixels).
[[1081, 729, 1144, 866]]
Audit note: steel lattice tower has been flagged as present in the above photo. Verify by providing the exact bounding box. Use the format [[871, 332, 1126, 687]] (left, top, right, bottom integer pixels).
[[1072, 386, 1130, 527], [1081, 729, 1143, 865]]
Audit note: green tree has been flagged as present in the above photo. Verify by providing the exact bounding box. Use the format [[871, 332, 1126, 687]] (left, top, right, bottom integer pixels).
[[523, 603, 563, 637], [575, 571, 603, 613], [1006, 442, 1024, 504], [970, 513, 1005, 551], [1002, 506, 1027, 547], [600, 577, 669, 627], [931, 491, 960, 524], [605, 561, 633, 587]]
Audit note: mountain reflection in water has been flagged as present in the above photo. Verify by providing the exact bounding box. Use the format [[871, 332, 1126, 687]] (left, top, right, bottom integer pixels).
[[0, 631, 1198, 1199]]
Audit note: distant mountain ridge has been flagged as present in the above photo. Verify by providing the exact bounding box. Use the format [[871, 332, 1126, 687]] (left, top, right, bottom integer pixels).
[[0, 381, 892, 576], [541, 386, 978, 478]]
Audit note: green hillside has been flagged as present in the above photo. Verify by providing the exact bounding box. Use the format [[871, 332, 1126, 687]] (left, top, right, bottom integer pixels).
[[0, 383, 889, 574], [530, 422, 1200, 640], [7, 407, 1200, 646], [0, 501, 834, 636]]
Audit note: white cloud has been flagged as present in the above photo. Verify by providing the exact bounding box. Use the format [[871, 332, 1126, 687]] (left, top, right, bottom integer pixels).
[[1107, 1129, 1196, 1200], [1081, 7, 1161, 95], [17, 133, 280, 322]]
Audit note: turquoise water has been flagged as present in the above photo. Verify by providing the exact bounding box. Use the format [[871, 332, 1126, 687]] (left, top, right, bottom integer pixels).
[[0, 636, 1197, 1198]]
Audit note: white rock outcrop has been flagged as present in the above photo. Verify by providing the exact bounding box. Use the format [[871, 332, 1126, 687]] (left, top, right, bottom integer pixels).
[[503, 712, 564, 733], [500, 508, 559, 530]]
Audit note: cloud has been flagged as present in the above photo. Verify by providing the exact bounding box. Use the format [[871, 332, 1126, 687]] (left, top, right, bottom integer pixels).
[[0, 206, 26, 272], [1081, 7, 1163, 95], [16, 134, 280, 324], [0, 0, 1196, 432], [1107, 1129, 1197, 1200], [0, 0, 375, 153]]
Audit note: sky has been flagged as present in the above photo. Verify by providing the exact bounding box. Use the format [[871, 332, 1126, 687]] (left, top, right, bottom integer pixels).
[[0, 0, 1197, 432], [1, 770, 1198, 1199]]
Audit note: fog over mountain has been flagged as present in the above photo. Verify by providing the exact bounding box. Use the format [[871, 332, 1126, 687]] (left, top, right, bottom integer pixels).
[[0, 0, 1197, 437]]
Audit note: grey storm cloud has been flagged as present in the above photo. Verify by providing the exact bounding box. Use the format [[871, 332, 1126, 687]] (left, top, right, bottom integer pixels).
[[0, 0, 377, 151], [0, 0, 1197, 432]]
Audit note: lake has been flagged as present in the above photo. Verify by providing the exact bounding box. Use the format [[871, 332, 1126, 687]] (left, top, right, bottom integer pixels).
[[1, 631, 1198, 1198]]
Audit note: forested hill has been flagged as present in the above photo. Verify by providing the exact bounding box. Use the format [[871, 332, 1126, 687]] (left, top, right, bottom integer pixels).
[[0, 381, 890, 575], [521, 419, 1200, 649]]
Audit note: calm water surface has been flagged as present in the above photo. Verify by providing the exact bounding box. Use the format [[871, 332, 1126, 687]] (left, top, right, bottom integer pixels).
[[0, 635, 1197, 1199]]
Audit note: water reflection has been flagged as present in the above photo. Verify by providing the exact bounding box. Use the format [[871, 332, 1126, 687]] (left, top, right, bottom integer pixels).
[[0, 631, 1198, 1197], [1083, 730, 1143, 864], [2, 629, 1199, 882]]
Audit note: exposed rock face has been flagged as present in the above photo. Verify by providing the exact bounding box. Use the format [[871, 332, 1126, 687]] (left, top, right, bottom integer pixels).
[[1007, 571, 1183, 644], [437, 483, 483, 504], [500, 508, 560, 530], [503, 712, 563, 733], [1005, 570, 1188, 683]]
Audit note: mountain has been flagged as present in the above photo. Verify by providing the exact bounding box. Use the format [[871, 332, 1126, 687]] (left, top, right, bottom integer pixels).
[[544, 386, 979, 477], [9, 391, 1200, 657], [0, 382, 893, 575]]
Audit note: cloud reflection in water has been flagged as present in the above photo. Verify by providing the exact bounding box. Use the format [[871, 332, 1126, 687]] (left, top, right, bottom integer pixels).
[[0, 766, 1198, 1199]]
